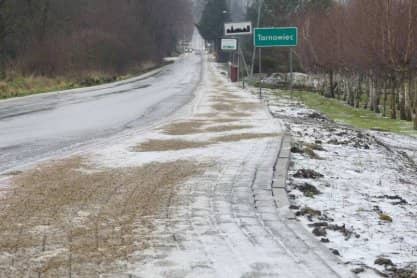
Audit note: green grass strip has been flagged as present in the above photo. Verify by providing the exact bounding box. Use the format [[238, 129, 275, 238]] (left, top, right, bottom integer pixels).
[[273, 90, 417, 136]]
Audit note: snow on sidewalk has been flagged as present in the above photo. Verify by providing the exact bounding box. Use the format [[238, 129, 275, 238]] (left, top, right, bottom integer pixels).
[[262, 89, 417, 277], [0, 55, 355, 277], [88, 58, 353, 277]]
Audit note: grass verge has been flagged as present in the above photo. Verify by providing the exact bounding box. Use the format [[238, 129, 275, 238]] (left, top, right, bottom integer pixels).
[[275, 90, 417, 136], [0, 61, 172, 99]]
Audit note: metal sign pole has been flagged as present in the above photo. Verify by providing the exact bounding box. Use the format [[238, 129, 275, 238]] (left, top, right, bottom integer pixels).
[[259, 48, 262, 99], [237, 46, 240, 82], [253, 26, 298, 98], [259, 48, 262, 73], [289, 48, 293, 98], [229, 52, 232, 80]]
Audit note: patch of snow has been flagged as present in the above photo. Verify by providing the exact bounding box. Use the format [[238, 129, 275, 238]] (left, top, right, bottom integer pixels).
[[261, 89, 417, 275]]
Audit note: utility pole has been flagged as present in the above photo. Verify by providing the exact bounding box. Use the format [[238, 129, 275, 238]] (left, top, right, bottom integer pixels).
[[250, 0, 263, 78]]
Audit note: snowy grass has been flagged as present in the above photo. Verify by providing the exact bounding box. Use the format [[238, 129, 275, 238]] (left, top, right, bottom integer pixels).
[[271, 90, 417, 136], [262, 90, 417, 276]]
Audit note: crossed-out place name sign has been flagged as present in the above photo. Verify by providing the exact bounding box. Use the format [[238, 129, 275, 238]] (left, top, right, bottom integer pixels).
[[254, 27, 298, 47], [225, 22, 252, 36]]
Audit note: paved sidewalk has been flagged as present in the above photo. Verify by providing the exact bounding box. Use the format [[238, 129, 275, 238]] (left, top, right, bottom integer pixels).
[[123, 60, 354, 277]]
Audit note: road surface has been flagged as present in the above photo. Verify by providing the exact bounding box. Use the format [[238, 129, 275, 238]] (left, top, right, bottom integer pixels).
[[0, 53, 202, 173]]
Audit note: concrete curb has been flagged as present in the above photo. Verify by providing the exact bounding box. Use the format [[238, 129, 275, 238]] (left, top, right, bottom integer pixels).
[[272, 134, 293, 213]]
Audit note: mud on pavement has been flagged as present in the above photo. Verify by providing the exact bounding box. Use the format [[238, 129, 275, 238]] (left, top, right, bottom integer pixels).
[[0, 158, 202, 277]]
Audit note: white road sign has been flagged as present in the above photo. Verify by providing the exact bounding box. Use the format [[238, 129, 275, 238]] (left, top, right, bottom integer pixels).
[[221, 38, 238, 51], [224, 22, 252, 36]]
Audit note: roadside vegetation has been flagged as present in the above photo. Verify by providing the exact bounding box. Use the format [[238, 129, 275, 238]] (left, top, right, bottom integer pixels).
[[275, 90, 417, 136], [244, 0, 417, 130], [0, 62, 170, 99], [0, 0, 193, 99]]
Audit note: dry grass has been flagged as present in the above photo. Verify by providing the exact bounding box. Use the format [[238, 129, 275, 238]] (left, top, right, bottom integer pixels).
[[0, 75, 74, 99], [0, 158, 202, 277], [134, 139, 212, 152], [213, 133, 281, 143], [203, 125, 253, 133]]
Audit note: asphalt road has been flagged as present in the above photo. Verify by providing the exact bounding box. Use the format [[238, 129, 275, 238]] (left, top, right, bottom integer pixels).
[[0, 53, 203, 173]]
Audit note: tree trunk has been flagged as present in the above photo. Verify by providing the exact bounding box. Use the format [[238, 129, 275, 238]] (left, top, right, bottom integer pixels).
[[0, 9, 5, 80], [413, 76, 417, 123], [414, 94, 417, 130], [399, 80, 407, 120], [391, 82, 397, 119], [346, 79, 354, 106], [383, 80, 388, 117], [328, 70, 335, 98], [368, 77, 375, 111], [355, 75, 363, 108], [413, 75, 417, 129], [404, 74, 412, 121], [374, 79, 380, 113]]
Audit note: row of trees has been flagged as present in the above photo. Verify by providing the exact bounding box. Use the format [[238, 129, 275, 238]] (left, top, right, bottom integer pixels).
[[297, 0, 417, 128], [0, 0, 193, 78], [244, 0, 417, 128]]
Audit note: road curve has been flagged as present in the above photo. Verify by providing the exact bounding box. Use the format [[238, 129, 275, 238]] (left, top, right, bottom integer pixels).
[[0, 53, 203, 173]]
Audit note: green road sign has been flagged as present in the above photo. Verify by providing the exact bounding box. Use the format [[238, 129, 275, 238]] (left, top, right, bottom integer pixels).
[[254, 27, 298, 47]]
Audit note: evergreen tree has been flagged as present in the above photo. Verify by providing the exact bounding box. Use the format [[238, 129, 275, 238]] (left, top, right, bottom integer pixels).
[[197, 0, 229, 42]]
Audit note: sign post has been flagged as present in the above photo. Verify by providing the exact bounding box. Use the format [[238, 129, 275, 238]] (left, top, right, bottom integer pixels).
[[254, 27, 298, 96], [221, 38, 239, 81], [223, 22, 253, 86]]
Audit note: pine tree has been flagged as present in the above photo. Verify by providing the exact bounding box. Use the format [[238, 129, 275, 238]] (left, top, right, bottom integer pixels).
[[197, 0, 229, 42]]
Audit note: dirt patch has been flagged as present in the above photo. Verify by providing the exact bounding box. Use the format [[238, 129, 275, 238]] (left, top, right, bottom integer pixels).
[[221, 93, 241, 99], [210, 95, 241, 102], [228, 112, 252, 117], [210, 96, 232, 101], [211, 102, 260, 113], [161, 120, 252, 136], [135, 139, 212, 152], [196, 113, 217, 118], [210, 118, 239, 124], [213, 133, 280, 143], [234, 102, 261, 110], [0, 158, 202, 277], [162, 121, 207, 135], [212, 103, 236, 112], [203, 125, 253, 133]]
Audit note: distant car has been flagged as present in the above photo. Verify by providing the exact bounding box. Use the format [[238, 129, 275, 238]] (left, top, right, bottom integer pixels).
[[184, 48, 193, 53]]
